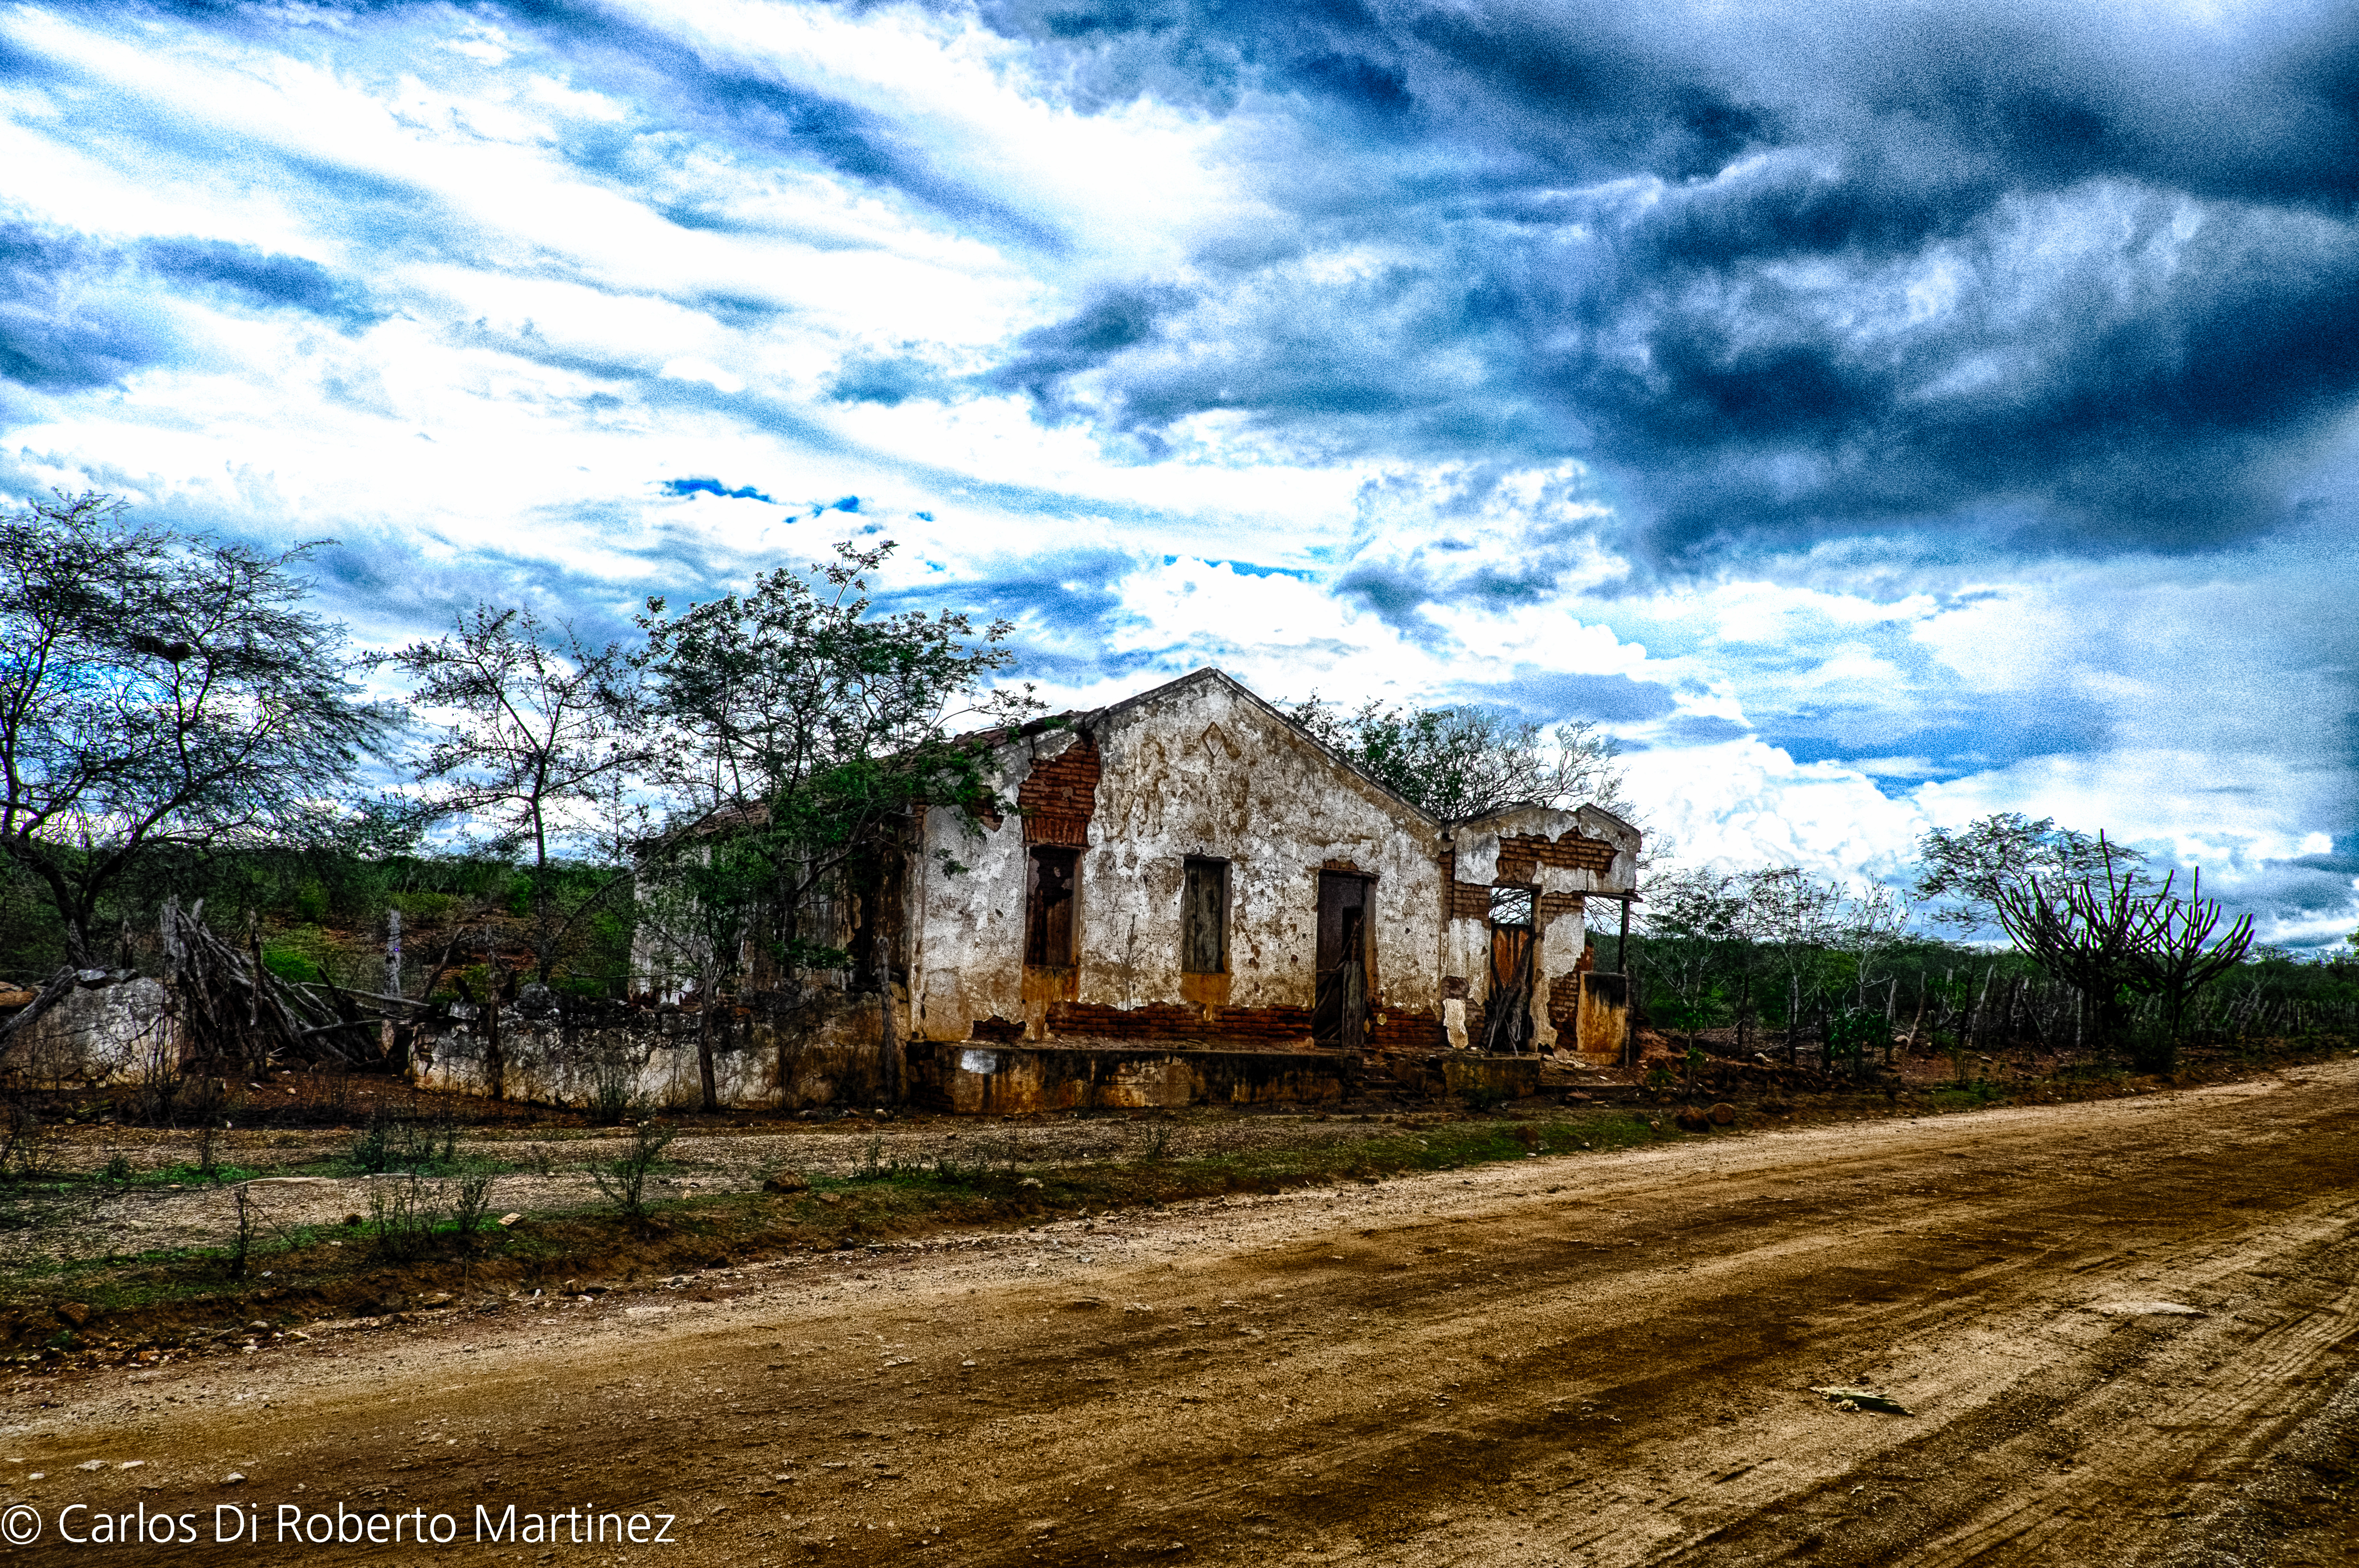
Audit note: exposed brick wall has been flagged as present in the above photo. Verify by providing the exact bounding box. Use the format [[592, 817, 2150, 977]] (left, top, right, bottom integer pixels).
[[1499, 829, 1617, 874], [1371, 1013, 1447, 1052], [1538, 891, 1586, 928], [1013, 1000, 1445, 1053], [1449, 881, 1494, 918], [1047, 1001, 1317, 1046], [1548, 972, 1582, 1028], [1019, 733, 1101, 846]]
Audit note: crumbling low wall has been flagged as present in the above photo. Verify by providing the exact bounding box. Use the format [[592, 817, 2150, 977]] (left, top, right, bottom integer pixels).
[[408, 991, 903, 1112], [958, 1000, 1444, 1053], [1379, 1051, 1542, 1102], [0, 975, 172, 1089], [906, 1039, 1354, 1113]]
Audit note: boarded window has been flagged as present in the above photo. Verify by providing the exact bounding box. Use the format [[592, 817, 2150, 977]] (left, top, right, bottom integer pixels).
[[1182, 857, 1229, 974], [1025, 846, 1079, 967]]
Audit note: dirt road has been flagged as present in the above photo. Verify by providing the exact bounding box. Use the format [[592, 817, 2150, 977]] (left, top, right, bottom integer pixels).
[[7, 1062, 2356, 1567]]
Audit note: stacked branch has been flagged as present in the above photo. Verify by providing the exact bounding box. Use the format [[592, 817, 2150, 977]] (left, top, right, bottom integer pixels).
[[161, 898, 396, 1076]]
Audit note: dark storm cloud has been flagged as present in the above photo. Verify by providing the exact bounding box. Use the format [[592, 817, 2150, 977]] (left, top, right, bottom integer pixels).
[[0, 223, 380, 392], [971, 0, 2359, 564], [0, 225, 170, 391], [140, 239, 379, 328]]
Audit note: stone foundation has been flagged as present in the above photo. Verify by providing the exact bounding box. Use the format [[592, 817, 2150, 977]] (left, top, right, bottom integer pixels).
[[906, 1039, 1354, 1114]]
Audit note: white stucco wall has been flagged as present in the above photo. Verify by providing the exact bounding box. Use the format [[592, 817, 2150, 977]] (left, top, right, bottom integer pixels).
[[902, 670, 1640, 1055], [1078, 675, 1444, 1013], [906, 672, 1447, 1041], [906, 725, 1066, 1039]]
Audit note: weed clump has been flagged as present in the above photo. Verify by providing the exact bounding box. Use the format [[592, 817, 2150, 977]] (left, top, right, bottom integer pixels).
[[346, 1110, 461, 1175], [590, 1121, 676, 1227]]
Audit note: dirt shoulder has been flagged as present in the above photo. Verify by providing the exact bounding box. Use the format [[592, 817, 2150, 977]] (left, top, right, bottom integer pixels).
[[5, 1060, 2357, 1566]]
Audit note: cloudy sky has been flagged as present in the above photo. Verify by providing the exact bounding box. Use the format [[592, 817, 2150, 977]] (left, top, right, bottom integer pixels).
[[2, 0, 2354, 943]]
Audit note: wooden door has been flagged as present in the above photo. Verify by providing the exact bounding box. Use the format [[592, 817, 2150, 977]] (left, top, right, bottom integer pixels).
[[1480, 886, 1535, 1054]]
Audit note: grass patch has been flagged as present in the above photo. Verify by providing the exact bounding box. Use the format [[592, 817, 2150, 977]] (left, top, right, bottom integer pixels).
[[2, 1109, 1673, 1359], [1924, 1082, 2006, 1113]]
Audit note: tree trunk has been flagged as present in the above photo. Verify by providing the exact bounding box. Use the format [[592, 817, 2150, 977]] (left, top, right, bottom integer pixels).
[[696, 960, 720, 1114], [1786, 974, 1800, 1067], [483, 960, 506, 1101], [875, 896, 899, 1107], [1625, 969, 1641, 1071]]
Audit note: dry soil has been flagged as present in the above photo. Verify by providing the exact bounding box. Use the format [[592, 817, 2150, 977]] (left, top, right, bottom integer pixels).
[[5, 1060, 2356, 1567]]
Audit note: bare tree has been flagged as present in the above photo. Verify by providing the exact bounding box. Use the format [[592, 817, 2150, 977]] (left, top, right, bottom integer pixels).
[[388, 604, 648, 986], [0, 491, 392, 972], [2129, 868, 2254, 1047], [1283, 698, 1627, 821], [1991, 838, 2251, 1071]]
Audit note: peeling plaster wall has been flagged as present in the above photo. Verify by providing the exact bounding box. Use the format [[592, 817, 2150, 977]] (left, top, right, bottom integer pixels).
[[908, 726, 1074, 1041], [907, 674, 1448, 1045], [1444, 803, 1640, 1052], [1080, 678, 1443, 1019]]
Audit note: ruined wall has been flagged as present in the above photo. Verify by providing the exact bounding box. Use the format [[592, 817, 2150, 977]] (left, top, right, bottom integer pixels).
[[906, 1039, 1352, 1113], [408, 992, 898, 1112], [0, 976, 171, 1089], [907, 672, 1448, 1047], [1442, 802, 1639, 1052]]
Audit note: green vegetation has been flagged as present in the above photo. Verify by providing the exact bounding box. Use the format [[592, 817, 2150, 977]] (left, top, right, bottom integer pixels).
[[1624, 816, 2359, 1078], [0, 1107, 1678, 1359]]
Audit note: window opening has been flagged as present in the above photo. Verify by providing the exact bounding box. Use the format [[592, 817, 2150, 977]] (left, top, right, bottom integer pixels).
[[1182, 857, 1229, 974]]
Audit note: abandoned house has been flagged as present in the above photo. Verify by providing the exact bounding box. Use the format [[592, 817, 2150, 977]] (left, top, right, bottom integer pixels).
[[410, 666, 1640, 1112]]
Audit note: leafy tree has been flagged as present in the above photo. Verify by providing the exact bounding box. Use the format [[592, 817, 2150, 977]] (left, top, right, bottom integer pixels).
[[1913, 813, 2143, 934], [1283, 697, 1626, 820], [634, 540, 1036, 1106], [1635, 867, 1747, 1055], [0, 492, 392, 969], [388, 604, 647, 986]]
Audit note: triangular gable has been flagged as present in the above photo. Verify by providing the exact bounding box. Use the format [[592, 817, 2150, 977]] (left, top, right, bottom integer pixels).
[[1067, 666, 1443, 829]]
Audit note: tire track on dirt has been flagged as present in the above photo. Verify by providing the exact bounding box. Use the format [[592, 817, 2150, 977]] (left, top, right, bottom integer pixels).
[[4, 1065, 2354, 1567]]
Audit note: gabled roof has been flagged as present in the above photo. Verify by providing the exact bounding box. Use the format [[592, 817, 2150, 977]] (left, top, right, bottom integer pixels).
[[1002, 665, 1446, 827], [973, 666, 1640, 843]]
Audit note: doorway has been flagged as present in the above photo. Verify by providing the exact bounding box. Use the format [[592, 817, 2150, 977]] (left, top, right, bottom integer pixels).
[[1313, 871, 1371, 1049], [1480, 885, 1535, 1054]]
